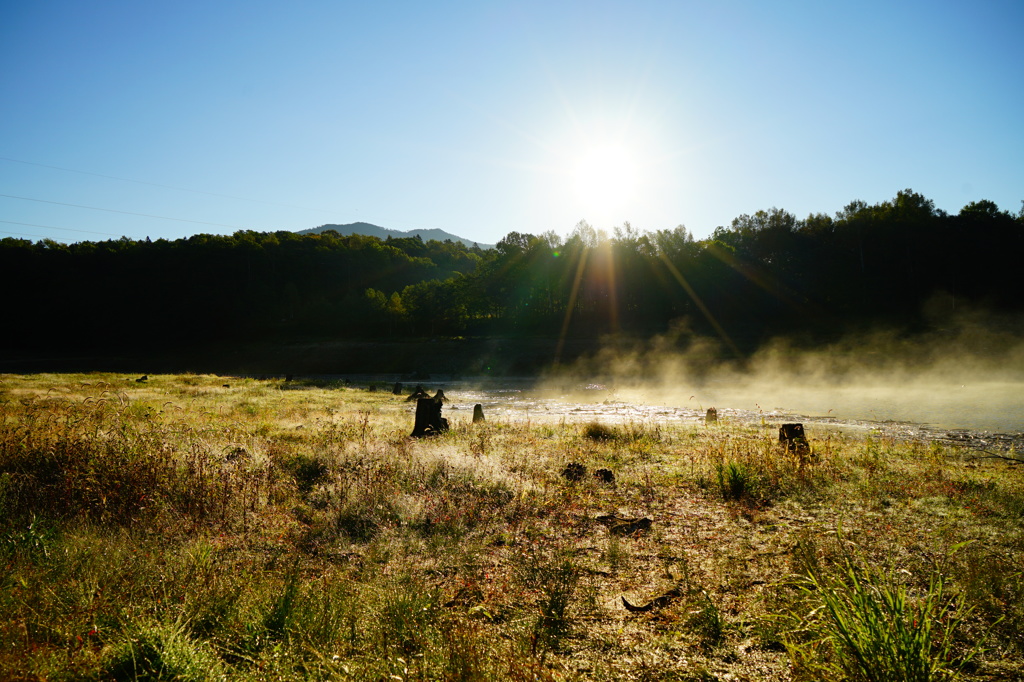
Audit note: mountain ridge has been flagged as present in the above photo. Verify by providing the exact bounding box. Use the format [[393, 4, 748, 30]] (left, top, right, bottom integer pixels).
[[297, 222, 493, 249]]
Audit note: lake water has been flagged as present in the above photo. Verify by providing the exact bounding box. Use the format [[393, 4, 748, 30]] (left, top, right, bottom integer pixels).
[[395, 376, 1023, 450]]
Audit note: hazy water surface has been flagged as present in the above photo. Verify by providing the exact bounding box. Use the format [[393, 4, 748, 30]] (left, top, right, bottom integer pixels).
[[428, 378, 1023, 436], [684, 380, 1023, 433]]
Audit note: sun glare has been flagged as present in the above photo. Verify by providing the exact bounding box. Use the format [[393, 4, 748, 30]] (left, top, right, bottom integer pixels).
[[570, 143, 640, 222]]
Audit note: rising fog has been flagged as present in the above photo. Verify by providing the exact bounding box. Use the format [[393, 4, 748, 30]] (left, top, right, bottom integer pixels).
[[542, 308, 1024, 432]]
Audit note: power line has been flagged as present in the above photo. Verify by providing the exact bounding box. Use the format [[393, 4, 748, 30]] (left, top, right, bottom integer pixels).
[[0, 155, 339, 215], [0, 229, 96, 243], [0, 229, 50, 240], [0, 193, 248, 230], [0, 155, 491, 238], [0, 219, 121, 237]]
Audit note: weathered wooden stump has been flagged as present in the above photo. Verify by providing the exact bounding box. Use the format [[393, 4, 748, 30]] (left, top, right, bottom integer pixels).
[[597, 514, 653, 536], [779, 423, 810, 458], [706, 407, 718, 424], [392, 382, 403, 395], [472, 404, 485, 423], [411, 396, 449, 437], [561, 462, 586, 481], [406, 384, 429, 402], [622, 584, 682, 612]]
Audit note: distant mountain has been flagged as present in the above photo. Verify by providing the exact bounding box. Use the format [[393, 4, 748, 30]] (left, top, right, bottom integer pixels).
[[297, 222, 493, 249]]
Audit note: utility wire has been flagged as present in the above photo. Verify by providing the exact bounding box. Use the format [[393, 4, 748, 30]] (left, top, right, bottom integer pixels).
[[0, 229, 49, 240], [0, 153, 346, 215], [0, 219, 121, 237], [0, 229, 97, 242], [0, 156, 484, 238], [0, 155, 339, 215], [0, 193, 248, 230]]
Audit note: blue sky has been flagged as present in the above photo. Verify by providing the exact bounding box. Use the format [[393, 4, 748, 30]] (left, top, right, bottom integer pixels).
[[2, 0, 1021, 246]]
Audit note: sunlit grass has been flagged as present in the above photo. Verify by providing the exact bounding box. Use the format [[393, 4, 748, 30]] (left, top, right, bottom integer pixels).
[[0, 372, 1021, 680]]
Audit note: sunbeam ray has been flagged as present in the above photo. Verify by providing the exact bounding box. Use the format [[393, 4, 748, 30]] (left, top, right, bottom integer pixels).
[[658, 253, 741, 358], [554, 245, 590, 366]]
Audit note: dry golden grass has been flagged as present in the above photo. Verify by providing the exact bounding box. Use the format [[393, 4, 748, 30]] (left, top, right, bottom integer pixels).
[[0, 372, 1021, 680]]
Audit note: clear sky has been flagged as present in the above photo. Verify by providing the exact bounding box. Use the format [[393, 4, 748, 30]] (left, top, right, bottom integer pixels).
[[2, 0, 1021, 246]]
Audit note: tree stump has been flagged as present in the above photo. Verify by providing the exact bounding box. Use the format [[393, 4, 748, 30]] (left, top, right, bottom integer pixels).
[[706, 407, 717, 424], [406, 385, 429, 402], [597, 514, 653, 536], [411, 396, 449, 437], [561, 462, 586, 481], [779, 423, 810, 458], [473, 404, 485, 423], [392, 382, 403, 395]]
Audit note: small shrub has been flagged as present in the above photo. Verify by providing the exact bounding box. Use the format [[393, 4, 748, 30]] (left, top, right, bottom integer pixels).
[[604, 533, 625, 572], [688, 590, 725, 649], [717, 460, 755, 501], [583, 422, 618, 442], [375, 576, 441, 657], [334, 505, 382, 542], [284, 453, 330, 494], [1, 514, 58, 563], [100, 620, 224, 682], [789, 555, 980, 682], [441, 621, 504, 680], [264, 560, 303, 638], [517, 554, 580, 650]]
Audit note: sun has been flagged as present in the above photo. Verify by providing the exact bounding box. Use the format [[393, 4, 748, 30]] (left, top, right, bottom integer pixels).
[[570, 142, 640, 223]]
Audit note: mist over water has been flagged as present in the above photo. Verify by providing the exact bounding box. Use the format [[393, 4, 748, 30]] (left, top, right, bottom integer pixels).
[[629, 380, 1023, 432], [378, 314, 1023, 436], [524, 315, 1024, 434], [453, 378, 1021, 435]]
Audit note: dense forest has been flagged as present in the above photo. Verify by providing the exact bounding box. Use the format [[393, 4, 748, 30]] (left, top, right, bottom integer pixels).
[[3, 189, 1021, 362]]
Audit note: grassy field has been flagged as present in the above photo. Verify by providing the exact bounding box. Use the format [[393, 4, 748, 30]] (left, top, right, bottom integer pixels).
[[1, 373, 1021, 681]]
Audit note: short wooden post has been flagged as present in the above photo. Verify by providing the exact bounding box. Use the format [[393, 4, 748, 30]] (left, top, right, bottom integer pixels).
[[706, 407, 717, 424], [473, 404, 485, 423], [406, 385, 429, 402], [561, 462, 586, 481], [411, 396, 449, 437], [779, 423, 810, 458]]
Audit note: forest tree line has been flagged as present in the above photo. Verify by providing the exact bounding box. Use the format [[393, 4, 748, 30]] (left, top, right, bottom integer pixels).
[[3, 189, 1022, 355]]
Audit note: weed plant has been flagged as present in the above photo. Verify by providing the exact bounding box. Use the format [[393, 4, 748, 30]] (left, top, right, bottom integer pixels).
[[0, 372, 1021, 680], [786, 543, 983, 681]]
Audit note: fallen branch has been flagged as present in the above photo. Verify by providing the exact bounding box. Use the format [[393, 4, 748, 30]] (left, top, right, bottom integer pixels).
[[966, 449, 1023, 464]]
